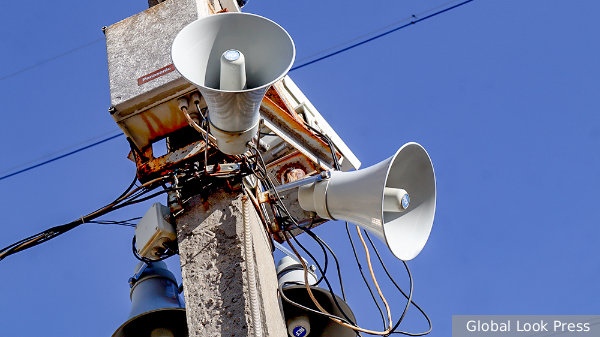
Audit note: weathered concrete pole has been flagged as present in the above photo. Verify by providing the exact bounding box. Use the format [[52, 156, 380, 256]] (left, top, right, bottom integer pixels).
[[175, 184, 287, 336], [136, 1, 285, 334]]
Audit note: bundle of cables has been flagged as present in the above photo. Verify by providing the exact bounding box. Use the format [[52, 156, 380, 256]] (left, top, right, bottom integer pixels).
[[0, 174, 173, 261], [1, 119, 433, 335], [249, 126, 432, 336]]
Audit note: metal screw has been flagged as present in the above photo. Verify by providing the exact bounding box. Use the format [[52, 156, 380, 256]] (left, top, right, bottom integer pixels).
[[101, 26, 108, 33], [108, 106, 116, 114]]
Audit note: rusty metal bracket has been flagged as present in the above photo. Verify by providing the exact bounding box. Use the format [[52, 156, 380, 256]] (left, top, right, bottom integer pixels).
[[134, 139, 208, 182], [257, 192, 270, 204], [260, 92, 340, 171]]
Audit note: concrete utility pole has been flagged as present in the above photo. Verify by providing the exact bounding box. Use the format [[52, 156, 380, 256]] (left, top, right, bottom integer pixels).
[[104, 0, 360, 335], [134, 1, 287, 335], [175, 183, 287, 336]]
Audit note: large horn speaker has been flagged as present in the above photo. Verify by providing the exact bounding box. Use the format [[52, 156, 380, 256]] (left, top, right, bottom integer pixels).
[[112, 261, 187, 337], [298, 142, 436, 261], [281, 286, 358, 337], [171, 12, 295, 155], [277, 256, 357, 337]]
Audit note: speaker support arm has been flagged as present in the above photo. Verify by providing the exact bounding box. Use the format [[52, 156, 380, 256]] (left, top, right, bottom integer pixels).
[[270, 170, 330, 194]]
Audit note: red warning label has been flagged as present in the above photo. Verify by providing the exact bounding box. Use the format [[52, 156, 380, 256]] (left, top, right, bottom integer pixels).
[[138, 64, 175, 85]]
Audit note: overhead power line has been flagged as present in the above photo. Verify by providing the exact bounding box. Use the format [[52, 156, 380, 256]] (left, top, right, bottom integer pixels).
[[293, 0, 462, 65], [0, 129, 121, 176], [0, 174, 168, 261], [0, 133, 123, 182], [290, 0, 475, 71], [0, 38, 104, 83], [0, 0, 474, 83], [0, 0, 475, 182]]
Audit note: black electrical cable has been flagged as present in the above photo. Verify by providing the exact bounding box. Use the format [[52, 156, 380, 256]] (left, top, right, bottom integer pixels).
[[249, 142, 366, 335], [250, 148, 366, 335], [194, 102, 207, 122], [86, 175, 145, 212], [110, 175, 139, 205], [0, 133, 124, 182], [109, 183, 172, 211], [288, 228, 328, 286], [132, 236, 178, 264], [284, 233, 359, 328], [289, 233, 325, 282], [245, 148, 317, 275], [0, 37, 105, 82], [88, 216, 142, 226], [1, 0, 474, 84], [345, 222, 388, 330], [278, 280, 357, 326], [252, 129, 420, 335], [0, 0, 477, 184], [278, 281, 364, 336], [251, 141, 361, 330], [248, 145, 298, 224], [300, 227, 348, 301], [295, 219, 328, 287], [0, 221, 82, 261], [294, 0, 461, 66], [303, 123, 342, 171], [290, 0, 476, 72], [245, 148, 293, 227], [0, 129, 122, 177], [0, 174, 172, 261], [325, 137, 342, 171], [87, 220, 136, 228], [114, 189, 170, 208], [364, 231, 432, 336], [288, 230, 359, 328]]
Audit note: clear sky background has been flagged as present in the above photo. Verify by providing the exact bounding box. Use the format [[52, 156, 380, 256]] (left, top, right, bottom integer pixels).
[[1, 0, 599, 336]]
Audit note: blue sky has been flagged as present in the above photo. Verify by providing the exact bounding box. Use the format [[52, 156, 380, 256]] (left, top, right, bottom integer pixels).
[[1, 0, 599, 336]]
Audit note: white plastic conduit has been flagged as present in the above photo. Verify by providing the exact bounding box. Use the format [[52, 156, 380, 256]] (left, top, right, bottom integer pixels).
[[242, 196, 263, 337]]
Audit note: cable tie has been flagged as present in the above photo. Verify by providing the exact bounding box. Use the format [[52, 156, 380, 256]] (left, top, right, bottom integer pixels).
[[80, 216, 85, 224]]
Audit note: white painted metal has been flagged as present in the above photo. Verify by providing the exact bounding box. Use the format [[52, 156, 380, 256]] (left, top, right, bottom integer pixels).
[[280, 76, 361, 171], [297, 143, 436, 261], [276, 256, 318, 288], [273, 171, 329, 194], [217, 0, 241, 12], [262, 119, 333, 171], [171, 13, 295, 155]]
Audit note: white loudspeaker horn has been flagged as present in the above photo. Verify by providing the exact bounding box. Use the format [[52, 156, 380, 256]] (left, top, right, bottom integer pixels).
[[112, 261, 187, 337], [298, 142, 436, 261], [171, 13, 295, 155]]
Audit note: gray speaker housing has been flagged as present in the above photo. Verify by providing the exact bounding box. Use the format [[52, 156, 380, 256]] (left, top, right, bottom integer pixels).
[[171, 12, 295, 155], [281, 286, 357, 337], [298, 142, 437, 261]]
